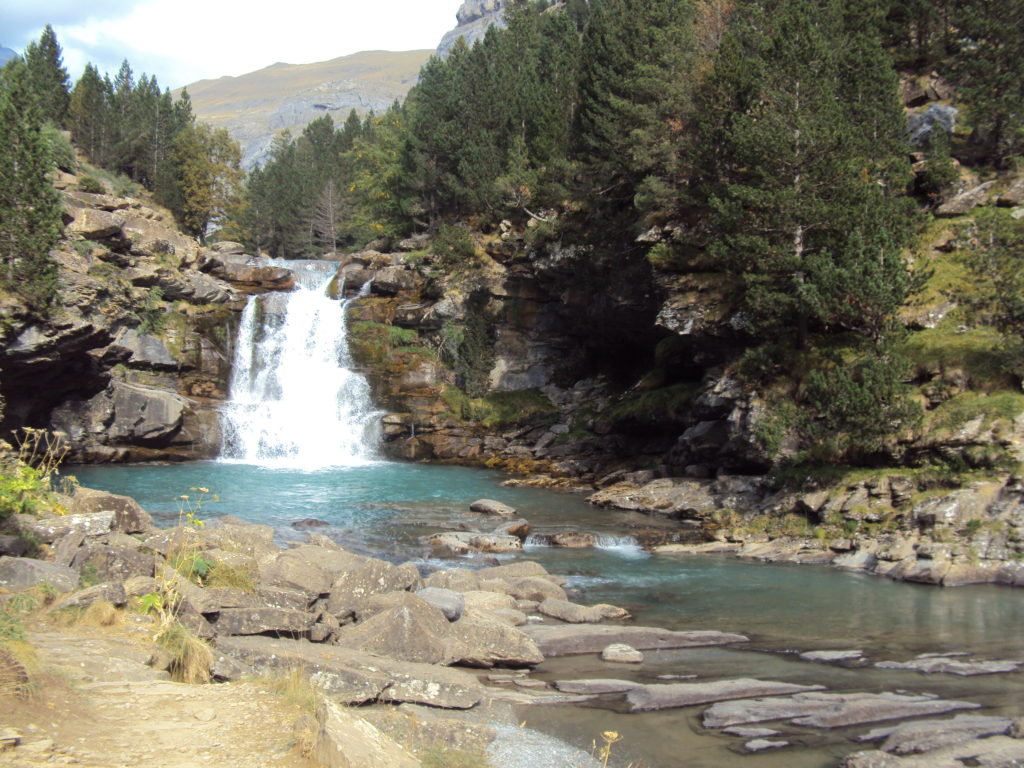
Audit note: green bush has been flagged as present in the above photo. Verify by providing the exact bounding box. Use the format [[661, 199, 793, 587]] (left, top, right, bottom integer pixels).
[[77, 175, 105, 194], [431, 223, 477, 266]]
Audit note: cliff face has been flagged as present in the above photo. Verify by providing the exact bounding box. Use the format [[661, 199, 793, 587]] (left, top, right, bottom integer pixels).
[[180, 50, 431, 169], [437, 0, 507, 57]]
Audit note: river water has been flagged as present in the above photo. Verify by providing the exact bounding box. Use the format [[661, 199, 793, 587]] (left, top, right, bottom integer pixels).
[[66, 259, 1024, 767], [70, 460, 1024, 768]]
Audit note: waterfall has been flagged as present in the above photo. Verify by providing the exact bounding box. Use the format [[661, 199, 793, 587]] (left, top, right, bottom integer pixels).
[[220, 259, 380, 469]]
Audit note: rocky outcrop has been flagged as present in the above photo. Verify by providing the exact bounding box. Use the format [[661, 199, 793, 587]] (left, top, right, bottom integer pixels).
[[437, 0, 507, 57], [0, 176, 310, 462]]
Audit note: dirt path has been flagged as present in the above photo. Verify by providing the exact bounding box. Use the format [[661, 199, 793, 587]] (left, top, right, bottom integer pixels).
[[0, 624, 312, 768]]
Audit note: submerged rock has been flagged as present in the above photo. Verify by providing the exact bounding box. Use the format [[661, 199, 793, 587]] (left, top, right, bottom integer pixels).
[[702, 691, 981, 730], [626, 678, 824, 713], [521, 624, 748, 657], [601, 643, 644, 663], [874, 655, 1021, 676], [857, 714, 1012, 754]]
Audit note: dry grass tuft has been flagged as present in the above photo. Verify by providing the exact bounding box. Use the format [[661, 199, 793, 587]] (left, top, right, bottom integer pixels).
[[268, 665, 320, 713], [154, 620, 213, 684]]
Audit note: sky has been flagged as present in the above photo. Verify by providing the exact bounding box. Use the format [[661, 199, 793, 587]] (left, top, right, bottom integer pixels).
[[1, 0, 460, 89]]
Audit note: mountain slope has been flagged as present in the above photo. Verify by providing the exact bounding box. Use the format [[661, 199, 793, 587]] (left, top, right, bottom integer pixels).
[[179, 49, 432, 169]]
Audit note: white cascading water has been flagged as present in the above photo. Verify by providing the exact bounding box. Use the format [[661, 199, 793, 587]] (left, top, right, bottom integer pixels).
[[220, 260, 380, 469]]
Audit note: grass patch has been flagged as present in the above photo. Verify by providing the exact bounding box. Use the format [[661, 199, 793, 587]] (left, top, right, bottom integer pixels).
[[203, 562, 257, 592], [602, 382, 701, 432], [903, 325, 1014, 390], [928, 390, 1024, 432], [267, 665, 320, 713], [442, 387, 557, 429]]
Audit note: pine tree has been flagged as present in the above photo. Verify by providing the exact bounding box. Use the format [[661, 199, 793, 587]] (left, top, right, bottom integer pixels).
[[69, 64, 110, 162], [698, 0, 913, 346], [0, 86, 61, 313], [953, 0, 1024, 167], [165, 123, 243, 243], [23, 25, 70, 126]]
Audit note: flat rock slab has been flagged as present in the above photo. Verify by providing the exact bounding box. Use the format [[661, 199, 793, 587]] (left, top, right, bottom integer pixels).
[[841, 736, 1024, 768], [214, 635, 483, 709], [703, 691, 981, 729], [875, 656, 1021, 676], [553, 679, 647, 695], [857, 714, 1012, 755], [745, 739, 789, 752], [799, 650, 865, 664], [212, 607, 317, 636], [627, 678, 824, 712], [723, 727, 781, 738], [520, 624, 748, 657]]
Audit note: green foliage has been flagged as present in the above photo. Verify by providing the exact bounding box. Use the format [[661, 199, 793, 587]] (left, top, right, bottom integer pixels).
[[431, 223, 477, 265], [952, 0, 1024, 167], [437, 297, 495, 397], [913, 130, 959, 204], [161, 122, 243, 243], [137, 286, 167, 334], [801, 344, 922, 461], [956, 210, 1024, 381], [443, 386, 557, 428], [0, 84, 62, 314], [22, 25, 70, 126], [602, 382, 701, 432], [696, 0, 913, 346], [77, 175, 105, 194], [40, 124, 75, 172], [928, 391, 1024, 432]]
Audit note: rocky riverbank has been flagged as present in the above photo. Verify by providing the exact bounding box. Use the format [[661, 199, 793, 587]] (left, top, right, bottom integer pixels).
[[2, 486, 1023, 767]]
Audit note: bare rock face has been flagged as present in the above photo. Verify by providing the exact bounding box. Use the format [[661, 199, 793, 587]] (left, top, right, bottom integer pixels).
[[437, 0, 507, 57]]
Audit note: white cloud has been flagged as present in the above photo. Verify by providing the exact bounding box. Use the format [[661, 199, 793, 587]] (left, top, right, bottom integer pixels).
[[6, 0, 459, 89]]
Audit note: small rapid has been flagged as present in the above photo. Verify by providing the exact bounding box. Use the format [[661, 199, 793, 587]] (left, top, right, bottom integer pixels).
[[219, 260, 380, 469]]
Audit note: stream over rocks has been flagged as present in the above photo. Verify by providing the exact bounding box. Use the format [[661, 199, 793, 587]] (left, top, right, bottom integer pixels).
[[66, 259, 1024, 768]]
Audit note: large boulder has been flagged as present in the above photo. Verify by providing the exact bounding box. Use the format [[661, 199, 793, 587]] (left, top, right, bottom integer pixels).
[[334, 602, 456, 665], [448, 615, 544, 668], [626, 678, 825, 712], [538, 598, 630, 624], [213, 607, 317, 637], [313, 699, 420, 768], [415, 587, 465, 621], [67, 208, 125, 239], [0, 557, 77, 593], [469, 499, 517, 517], [325, 560, 421, 618], [19, 511, 114, 544], [258, 549, 335, 599], [936, 181, 996, 217], [73, 545, 154, 581], [428, 532, 522, 554], [65, 487, 154, 534]]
